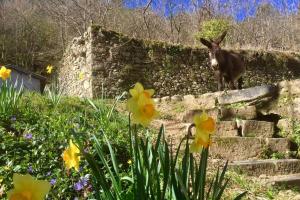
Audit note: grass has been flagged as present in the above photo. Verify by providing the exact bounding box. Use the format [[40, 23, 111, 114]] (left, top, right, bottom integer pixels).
[[1, 90, 300, 199], [0, 92, 130, 199]]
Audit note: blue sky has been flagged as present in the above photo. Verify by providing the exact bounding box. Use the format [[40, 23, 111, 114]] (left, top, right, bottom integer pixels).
[[123, 0, 300, 21]]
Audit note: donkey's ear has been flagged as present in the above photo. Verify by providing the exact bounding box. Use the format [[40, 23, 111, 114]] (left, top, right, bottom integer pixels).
[[215, 31, 227, 44], [200, 38, 212, 48]]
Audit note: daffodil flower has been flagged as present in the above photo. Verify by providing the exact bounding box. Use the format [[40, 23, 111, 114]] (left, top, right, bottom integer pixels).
[[46, 65, 53, 74], [7, 173, 51, 200], [78, 72, 84, 80], [0, 66, 11, 81], [62, 140, 81, 171], [126, 82, 158, 127], [190, 112, 215, 153]]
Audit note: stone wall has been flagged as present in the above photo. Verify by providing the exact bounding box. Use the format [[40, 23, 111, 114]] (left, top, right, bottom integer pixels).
[[60, 25, 300, 98], [59, 30, 93, 98]]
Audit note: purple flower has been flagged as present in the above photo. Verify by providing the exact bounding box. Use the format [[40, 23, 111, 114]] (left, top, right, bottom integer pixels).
[[81, 175, 89, 187], [74, 175, 90, 191], [27, 166, 33, 173], [74, 181, 84, 191], [50, 179, 56, 185], [24, 133, 33, 140], [46, 171, 52, 176]]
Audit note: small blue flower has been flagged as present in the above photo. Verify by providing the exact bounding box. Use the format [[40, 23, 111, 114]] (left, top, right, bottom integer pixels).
[[50, 179, 56, 185], [27, 166, 33, 173], [74, 181, 84, 191], [46, 171, 52, 176], [24, 133, 33, 140]]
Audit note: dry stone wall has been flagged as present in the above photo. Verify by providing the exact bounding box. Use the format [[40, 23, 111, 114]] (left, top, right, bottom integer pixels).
[[59, 30, 93, 98], [60, 25, 300, 98]]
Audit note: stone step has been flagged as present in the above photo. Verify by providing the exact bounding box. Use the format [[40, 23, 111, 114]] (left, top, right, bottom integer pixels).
[[228, 159, 300, 176], [210, 137, 290, 160], [237, 120, 274, 138], [266, 173, 300, 189], [220, 106, 257, 120]]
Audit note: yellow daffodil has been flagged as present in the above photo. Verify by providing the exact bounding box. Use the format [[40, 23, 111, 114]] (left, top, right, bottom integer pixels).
[[190, 112, 216, 153], [46, 65, 53, 74], [62, 140, 81, 171], [7, 173, 50, 200], [78, 72, 84, 80], [126, 82, 158, 127], [0, 66, 11, 81]]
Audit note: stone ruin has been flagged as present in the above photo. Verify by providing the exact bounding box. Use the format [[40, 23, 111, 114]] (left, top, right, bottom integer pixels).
[[59, 25, 300, 98], [59, 25, 300, 188], [157, 79, 300, 188]]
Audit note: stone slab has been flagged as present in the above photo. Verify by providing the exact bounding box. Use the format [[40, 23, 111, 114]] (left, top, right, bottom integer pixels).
[[181, 109, 218, 123], [216, 121, 238, 137], [210, 137, 290, 160], [220, 106, 257, 120], [241, 120, 274, 138], [217, 85, 277, 105], [228, 159, 300, 176], [267, 173, 300, 189]]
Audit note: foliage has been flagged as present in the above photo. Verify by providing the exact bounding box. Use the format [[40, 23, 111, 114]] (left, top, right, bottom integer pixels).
[[290, 121, 300, 156], [0, 79, 23, 122], [0, 92, 129, 199], [45, 81, 64, 108], [75, 117, 247, 199], [195, 19, 230, 42]]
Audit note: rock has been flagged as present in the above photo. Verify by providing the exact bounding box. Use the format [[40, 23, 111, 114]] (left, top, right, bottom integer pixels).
[[265, 138, 291, 153], [277, 118, 294, 136], [181, 109, 218, 123], [161, 96, 170, 102], [171, 95, 183, 101], [278, 79, 300, 95], [210, 137, 290, 160], [229, 159, 300, 176], [183, 95, 195, 101], [216, 121, 238, 137], [241, 120, 274, 138], [195, 92, 221, 109], [220, 106, 257, 120], [217, 85, 277, 105]]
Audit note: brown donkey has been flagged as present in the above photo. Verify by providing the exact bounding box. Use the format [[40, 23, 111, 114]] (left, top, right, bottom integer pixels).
[[200, 31, 245, 91]]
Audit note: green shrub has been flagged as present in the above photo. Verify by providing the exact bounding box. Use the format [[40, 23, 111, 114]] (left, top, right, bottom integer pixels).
[[195, 19, 230, 42]]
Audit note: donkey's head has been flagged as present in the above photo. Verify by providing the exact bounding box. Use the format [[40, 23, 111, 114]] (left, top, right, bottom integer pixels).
[[200, 31, 227, 69]]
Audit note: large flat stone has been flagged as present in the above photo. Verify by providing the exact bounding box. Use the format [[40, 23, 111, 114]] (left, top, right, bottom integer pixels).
[[217, 85, 277, 105], [267, 173, 300, 189], [240, 120, 274, 138], [220, 106, 257, 120], [228, 159, 300, 176], [210, 137, 290, 160]]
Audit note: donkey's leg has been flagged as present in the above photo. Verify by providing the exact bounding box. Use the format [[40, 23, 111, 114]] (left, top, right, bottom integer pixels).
[[238, 77, 243, 89], [229, 78, 236, 90], [215, 71, 224, 91]]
